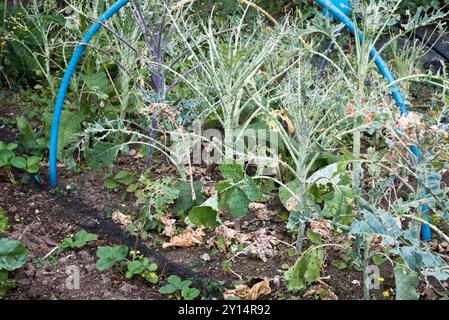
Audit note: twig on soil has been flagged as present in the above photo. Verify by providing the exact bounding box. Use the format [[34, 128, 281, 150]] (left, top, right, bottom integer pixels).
[[18, 225, 31, 241], [43, 246, 59, 260], [228, 267, 243, 280]]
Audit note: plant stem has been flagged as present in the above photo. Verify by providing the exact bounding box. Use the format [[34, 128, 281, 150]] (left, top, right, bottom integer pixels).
[[362, 235, 371, 300], [295, 219, 306, 253], [0, 0, 7, 85], [352, 77, 365, 191], [295, 160, 307, 254]]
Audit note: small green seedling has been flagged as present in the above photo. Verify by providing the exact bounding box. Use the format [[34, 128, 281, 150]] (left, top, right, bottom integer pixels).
[[104, 170, 135, 192], [159, 275, 200, 300], [95, 245, 128, 271], [0, 208, 8, 233], [125, 256, 158, 284], [0, 141, 41, 183], [96, 247, 159, 284], [0, 238, 28, 298], [60, 230, 98, 250], [104, 170, 136, 202]]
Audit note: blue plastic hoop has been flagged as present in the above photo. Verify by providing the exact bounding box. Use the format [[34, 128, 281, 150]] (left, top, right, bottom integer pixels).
[[315, 0, 430, 240], [48, 0, 129, 187]]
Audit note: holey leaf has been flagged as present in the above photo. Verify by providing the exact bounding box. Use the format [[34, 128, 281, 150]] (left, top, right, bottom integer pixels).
[[226, 187, 250, 219], [219, 164, 244, 183], [284, 248, 324, 291], [306, 163, 342, 188], [394, 267, 419, 300], [350, 209, 401, 245]]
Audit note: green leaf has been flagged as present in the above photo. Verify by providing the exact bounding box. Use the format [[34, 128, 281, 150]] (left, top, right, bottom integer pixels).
[[188, 206, 220, 228], [182, 287, 200, 300], [17, 117, 33, 142], [214, 180, 231, 193], [372, 255, 387, 266], [180, 279, 193, 290], [241, 178, 261, 201], [159, 284, 177, 294], [96, 257, 114, 271], [104, 178, 119, 190], [80, 71, 111, 94], [284, 249, 323, 291], [0, 149, 14, 167], [127, 261, 144, 276], [11, 157, 26, 170], [144, 272, 158, 284], [168, 275, 182, 287], [96, 246, 113, 258], [0, 238, 28, 271], [126, 183, 138, 193], [226, 187, 250, 219], [95, 245, 128, 271], [114, 171, 135, 185], [26, 156, 41, 168], [0, 270, 16, 298], [394, 267, 419, 300], [279, 180, 299, 210], [0, 209, 8, 233], [350, 209, 402, 245], [5, 143, 17, 151], [331, 259, 347, 270], [85, 141, 120, 170], [61, 230, 97, 250], [147, 262, 158, 272], [59, 238, 74, 250], [26, 156, 41, 173], [43, 110, 83, 160], [112, 245, 128, 261], [72, 230, 97, 248], [306, 230, 322, 245], [173, 181, 204, 213], [219, 164, 244, 182]]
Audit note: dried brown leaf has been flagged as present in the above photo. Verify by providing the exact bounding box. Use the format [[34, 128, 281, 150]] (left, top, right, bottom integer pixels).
[[162, 226, 205, 249], [303, 281, 338, 300], [309, 220, 333, 241], [241, 228, 278, 262], [249, 202, 272, 221], [160, 216, 176, 237], [112, 210, 132, 229], [224, 279, 271, 300]]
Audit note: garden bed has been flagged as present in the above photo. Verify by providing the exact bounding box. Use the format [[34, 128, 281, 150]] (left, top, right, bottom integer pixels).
[[4, 101, 448, 300]]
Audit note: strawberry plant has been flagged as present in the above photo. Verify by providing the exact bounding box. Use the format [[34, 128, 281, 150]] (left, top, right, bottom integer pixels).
[[60, 230, 98, 251], [95, 246, 159, 284], [159, 275, 200, 300], [125, 251, 158, 284], [95, 245, 129, 271], [0, 238, 28, 298], [0, 141, 41, 183]]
